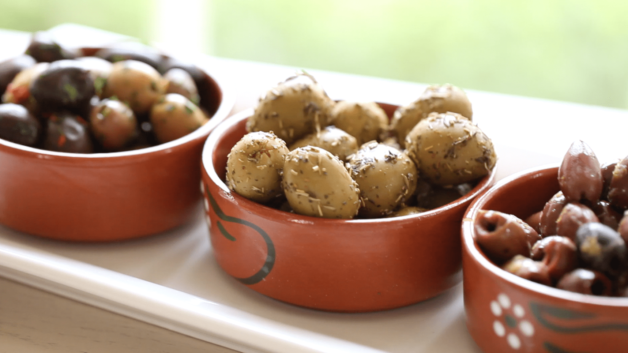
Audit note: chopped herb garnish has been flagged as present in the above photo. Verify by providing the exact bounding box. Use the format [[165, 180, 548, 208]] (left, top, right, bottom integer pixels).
[[112, 55, 125, 63], [94, 77, 107, 96], [63, 83, 78, 102], [150, 81, 157, 91], [166, 104, 175, 112], [184, 103, 195, 115]]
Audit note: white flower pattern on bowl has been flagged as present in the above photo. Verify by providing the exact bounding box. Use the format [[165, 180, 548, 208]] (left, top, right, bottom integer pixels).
[[491, 293, 535, 350]]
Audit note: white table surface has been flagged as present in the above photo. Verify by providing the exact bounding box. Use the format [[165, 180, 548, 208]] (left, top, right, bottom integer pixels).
[[1, 25, 627, 353]]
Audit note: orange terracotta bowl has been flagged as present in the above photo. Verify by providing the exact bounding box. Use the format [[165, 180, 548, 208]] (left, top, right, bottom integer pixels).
[[200, 106, 496, 312], [0, 52, 234, 242], [462, 165, 628, 353]]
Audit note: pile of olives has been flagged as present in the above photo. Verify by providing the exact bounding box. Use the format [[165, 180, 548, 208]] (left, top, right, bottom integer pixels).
[[0, 31, 212, 153], [475, 141, 628, 297], [226, 72, 497, 219]]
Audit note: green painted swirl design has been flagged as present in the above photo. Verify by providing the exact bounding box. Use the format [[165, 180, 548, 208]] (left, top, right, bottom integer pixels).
[[205, 189, 276, 285], [529, 302, 628, 353]]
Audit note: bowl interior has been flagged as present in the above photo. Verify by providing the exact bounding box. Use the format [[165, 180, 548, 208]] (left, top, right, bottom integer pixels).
[[0, 48, 234, 160], [463, 165, 628, 306], [204, 106, 495, 224]]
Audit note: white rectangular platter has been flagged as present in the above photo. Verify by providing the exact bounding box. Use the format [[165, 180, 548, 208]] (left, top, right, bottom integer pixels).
[[2, 25, 628, 352]]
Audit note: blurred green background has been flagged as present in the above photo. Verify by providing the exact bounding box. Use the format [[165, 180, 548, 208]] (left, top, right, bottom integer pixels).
[[1, 0, 627, 109]]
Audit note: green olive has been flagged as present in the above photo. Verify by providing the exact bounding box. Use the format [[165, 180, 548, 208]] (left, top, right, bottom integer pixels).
[[246, 73, 334, 145], [150, 94, 208, 143], [104, 60, 167, 115], [405, 112, 496, 186], [226, 131, 289, 203], [283, 146, 361, 219]]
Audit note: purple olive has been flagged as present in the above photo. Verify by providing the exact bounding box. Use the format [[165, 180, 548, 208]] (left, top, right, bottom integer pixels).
[[540, 191, 567, 236], [609, 156, 628, 210], [590, 200, 622, 230], [558, 140, 603, 203], [502, 255, 552, 286], [556, 203, 599, 241], [557, 269, 613, 296], [475, 210, 541, 263], [531, 236, 578, 282], [525, 211, 542, 234], [601, 162, 616, 201]]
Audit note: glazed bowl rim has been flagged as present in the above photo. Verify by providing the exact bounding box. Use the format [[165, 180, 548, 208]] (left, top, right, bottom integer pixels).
[[201, 107, 496, 225], [0, 55, 235, 161], [462, 164, 628, 307]]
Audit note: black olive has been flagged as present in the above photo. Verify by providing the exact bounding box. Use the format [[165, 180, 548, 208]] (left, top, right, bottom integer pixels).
[[25, 31, 75, 63], [0, 55, 36, 94], [43, 113, 93, 153], [30, 60, 95, 115], [0, 103, 41, 146], [95, 42, 163, 71], [575, 222, 627, 278]]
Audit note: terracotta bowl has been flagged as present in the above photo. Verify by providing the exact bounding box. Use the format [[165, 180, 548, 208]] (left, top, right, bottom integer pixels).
[[200, 106, 496, 312], [462, 165, 628, 353], [0, 53, 234, 242]]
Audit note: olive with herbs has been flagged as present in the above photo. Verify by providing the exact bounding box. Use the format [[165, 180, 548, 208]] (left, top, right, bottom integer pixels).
[[283, 146, 361, 219], [289, 125, 358, 161], [89, 99, 137, 151], [43, 113, 93, 153], [0, 103, 41, 146], [346, 142, 418, 217], [159, 57, 205, 87], [164, 68, 199, 104], [150, 94, 208, 143], [0, 55, 36, 94], [390, 84, 473, 147], [405, 112, 496, 186], [76, 56, 112, 98], [330, 101, 388, 145], [246, 73, 334, 145], [103, 60, 167, 115], [30, 60, 95, 114], [226, 131, 289, 203], [25, 31, 75, 63], [2, 62, 49, 109]]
